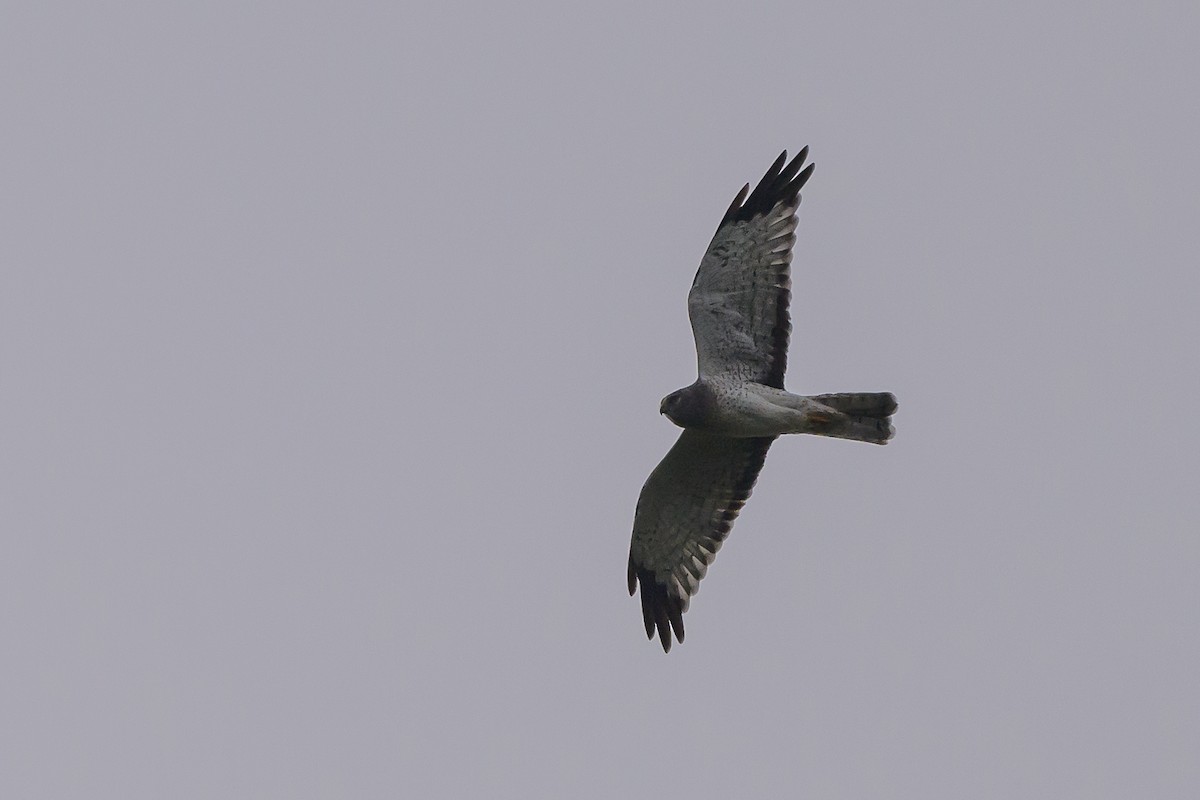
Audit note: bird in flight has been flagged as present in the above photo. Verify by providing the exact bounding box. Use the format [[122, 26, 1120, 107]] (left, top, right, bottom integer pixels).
[[628, 148, 897, 652]]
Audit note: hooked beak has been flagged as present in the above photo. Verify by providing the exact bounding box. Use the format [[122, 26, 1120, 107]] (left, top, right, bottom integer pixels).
[[659, 399, 668, 414]]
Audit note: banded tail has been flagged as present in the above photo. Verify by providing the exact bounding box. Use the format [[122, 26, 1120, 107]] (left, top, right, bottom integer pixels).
[[810, 392, 897, 445]]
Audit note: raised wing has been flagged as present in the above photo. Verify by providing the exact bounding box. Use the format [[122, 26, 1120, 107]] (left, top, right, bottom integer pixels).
[[628, 431, 774, 652], [688, 149, 814, 388]]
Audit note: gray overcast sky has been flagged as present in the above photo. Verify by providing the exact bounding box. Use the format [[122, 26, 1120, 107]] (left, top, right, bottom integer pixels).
[[3, 2, 1198, 798]]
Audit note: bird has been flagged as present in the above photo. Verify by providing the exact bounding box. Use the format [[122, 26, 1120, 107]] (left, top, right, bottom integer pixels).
[[627, 147, 897, 652]]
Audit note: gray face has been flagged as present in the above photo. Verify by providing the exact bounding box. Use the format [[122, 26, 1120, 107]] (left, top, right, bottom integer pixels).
[[659, 383, 714, 429]]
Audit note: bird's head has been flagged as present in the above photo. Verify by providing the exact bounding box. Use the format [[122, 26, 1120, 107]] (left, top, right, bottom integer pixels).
[[659, 383, 713, 429]]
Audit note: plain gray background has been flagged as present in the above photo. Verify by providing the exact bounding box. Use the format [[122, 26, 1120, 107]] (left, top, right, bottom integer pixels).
[[4, 2, 1198, 798]]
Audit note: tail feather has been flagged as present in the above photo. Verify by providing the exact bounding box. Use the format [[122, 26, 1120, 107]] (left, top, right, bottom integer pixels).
[[809, 392, 896, 445], [839, 414, 895, 444], [811, 392, 897, 418]]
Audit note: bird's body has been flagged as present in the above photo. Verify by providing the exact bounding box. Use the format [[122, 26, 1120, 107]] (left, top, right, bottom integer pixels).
[[628, 148, 897, 652], [662, 380, 894, 441]]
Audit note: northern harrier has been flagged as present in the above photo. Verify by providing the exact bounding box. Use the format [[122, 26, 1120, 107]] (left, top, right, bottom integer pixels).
[[628, 148, 897, 652]]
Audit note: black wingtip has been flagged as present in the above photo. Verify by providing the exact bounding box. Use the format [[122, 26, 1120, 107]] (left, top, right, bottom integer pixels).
[[631, 563, 685, 653], [721, 146, 814, 226], [768, 149, 789, 176], [668, 606, 685, 644], [722, 183, 750, 222]]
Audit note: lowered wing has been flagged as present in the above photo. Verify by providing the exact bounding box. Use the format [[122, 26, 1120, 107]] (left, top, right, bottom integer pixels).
[[628, 431, 774, 652]]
